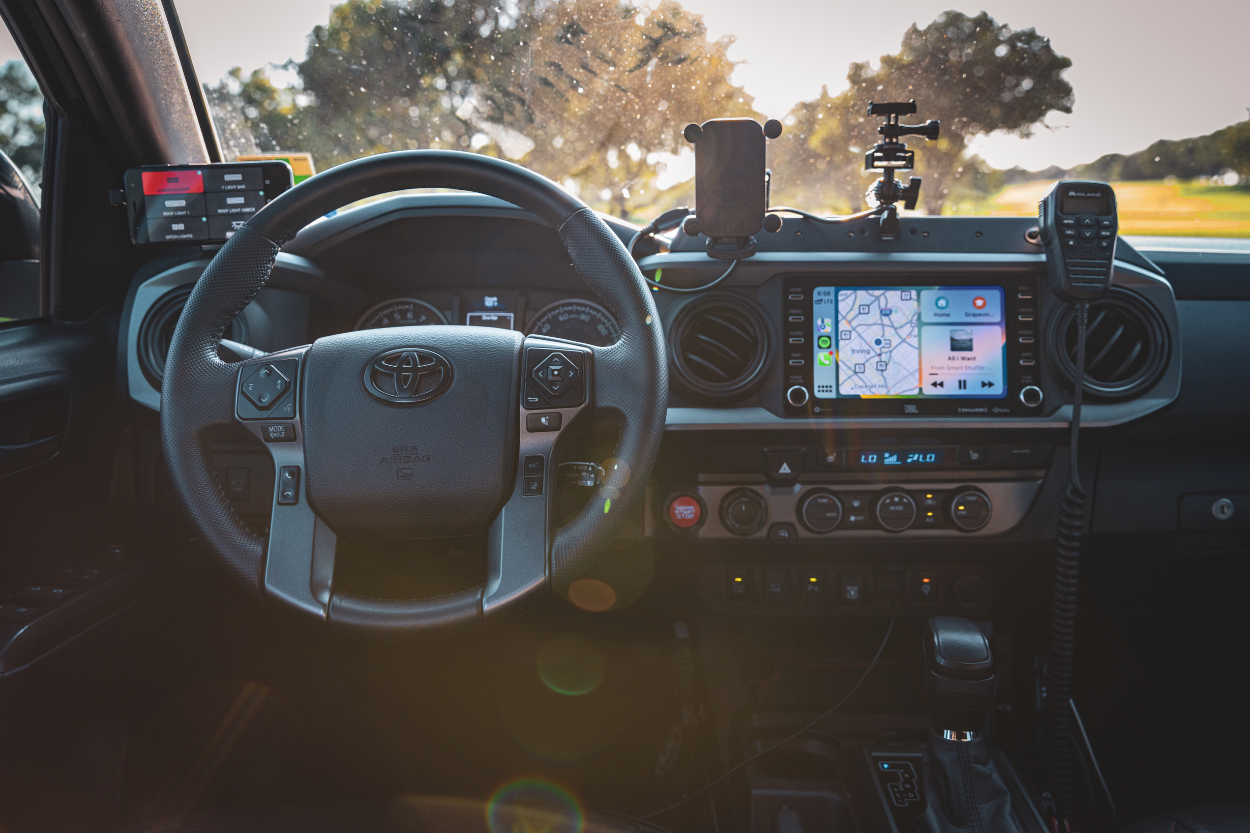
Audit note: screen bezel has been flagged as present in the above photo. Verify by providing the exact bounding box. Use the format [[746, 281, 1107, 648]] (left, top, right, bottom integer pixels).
[[781, 273, 1040, 418], [123, 162, 295, 248]]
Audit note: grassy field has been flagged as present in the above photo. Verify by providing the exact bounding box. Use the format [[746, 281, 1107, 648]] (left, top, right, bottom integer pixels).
[[949, 180, 1250, 238]]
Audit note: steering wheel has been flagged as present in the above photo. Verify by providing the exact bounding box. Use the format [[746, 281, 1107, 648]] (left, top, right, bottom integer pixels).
[[160, 151, 667, 631]]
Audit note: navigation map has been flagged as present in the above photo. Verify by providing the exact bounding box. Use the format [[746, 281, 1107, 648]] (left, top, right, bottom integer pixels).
[[811, 286, 1006, 400], [822, 290, 921, 396]]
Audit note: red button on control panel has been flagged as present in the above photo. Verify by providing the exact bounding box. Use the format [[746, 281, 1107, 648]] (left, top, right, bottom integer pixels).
[[668, 495, 702, 529]]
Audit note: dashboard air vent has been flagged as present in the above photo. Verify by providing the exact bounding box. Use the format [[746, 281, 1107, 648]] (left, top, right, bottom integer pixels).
[[1048, 287, 1169, 399], [138, 287, 248, 388], [669, 295, 770, 400]]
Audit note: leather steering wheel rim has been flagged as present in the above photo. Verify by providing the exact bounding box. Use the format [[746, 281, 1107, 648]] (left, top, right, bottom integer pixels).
[[160, 150, 667, 631]]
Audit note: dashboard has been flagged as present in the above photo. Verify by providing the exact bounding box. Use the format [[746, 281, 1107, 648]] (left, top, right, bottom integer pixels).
[[117, 192, 1245, 619]]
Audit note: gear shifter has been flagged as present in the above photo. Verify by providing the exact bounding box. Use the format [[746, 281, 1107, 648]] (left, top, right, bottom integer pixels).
[[915, 617, 1024, 833], [923, 615, 995, 738]]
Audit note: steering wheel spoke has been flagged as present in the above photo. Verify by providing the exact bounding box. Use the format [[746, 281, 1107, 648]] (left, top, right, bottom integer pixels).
[[484, 336, 594, 617], [231, 346, 335, 619]]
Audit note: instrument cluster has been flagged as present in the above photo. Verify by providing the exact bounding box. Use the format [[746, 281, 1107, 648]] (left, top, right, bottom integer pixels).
[[353, 293, 621, 347]]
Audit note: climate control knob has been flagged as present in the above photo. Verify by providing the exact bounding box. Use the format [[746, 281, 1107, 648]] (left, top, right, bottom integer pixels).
[[876, 492, 917, 532], [720, 488, 768, 536], [798, 489, 843, 533], [949, 489, 992, 532]]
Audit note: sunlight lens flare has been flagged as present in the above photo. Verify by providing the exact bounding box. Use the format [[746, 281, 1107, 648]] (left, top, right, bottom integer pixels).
[[536, 634, 606, 696], [486, 779, 585, 833]]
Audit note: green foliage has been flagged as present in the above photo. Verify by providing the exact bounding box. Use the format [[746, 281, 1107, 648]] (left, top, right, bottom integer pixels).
[[769, 10, 1073, 214], [1068, 118, 1250, 182], [0, 60, 45, 186], [208, 0, 754, 217]]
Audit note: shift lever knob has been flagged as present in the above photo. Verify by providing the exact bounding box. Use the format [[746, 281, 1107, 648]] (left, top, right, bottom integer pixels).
[[923, 616, 995, 737]]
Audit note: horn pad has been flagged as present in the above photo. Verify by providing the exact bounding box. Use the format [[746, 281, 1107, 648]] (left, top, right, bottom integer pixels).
[[300, 325, 522, 539]]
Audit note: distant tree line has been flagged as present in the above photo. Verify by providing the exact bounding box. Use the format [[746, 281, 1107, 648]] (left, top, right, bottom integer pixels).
[[1063, 119, 1250, 183]]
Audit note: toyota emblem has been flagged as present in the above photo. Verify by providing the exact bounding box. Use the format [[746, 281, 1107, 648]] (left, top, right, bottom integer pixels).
[[364, 348, 453, 404]]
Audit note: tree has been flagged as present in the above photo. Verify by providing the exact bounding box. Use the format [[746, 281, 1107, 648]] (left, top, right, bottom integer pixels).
[[207, 0, 754, 217], [771, 11, 1073, 214], [498, 0, 755, 216], [0, 60, 45, 186]]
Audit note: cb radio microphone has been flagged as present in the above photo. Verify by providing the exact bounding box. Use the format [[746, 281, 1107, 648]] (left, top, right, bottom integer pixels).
[[1037, 180, 1118, 822], [1038, 180, 1117, 303]]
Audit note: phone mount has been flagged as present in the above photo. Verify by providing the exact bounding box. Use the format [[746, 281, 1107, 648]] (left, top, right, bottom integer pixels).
[[864, 101, 939, 239], [680, 118, 784, 260]]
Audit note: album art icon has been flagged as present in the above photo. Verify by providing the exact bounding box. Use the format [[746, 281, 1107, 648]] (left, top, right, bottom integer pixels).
[[950, 329, 974, 351]]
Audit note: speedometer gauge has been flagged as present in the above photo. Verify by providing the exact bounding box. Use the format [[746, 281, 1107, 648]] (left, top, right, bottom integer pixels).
[[355, 298, 447, 330], [528, 300, 621, 347]]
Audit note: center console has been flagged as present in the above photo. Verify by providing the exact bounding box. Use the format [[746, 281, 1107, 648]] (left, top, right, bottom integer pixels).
[[658, 440, 1049, 541]]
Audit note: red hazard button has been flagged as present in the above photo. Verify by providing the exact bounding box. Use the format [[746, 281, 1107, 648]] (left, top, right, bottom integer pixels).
[[668, 495, 702, 529]]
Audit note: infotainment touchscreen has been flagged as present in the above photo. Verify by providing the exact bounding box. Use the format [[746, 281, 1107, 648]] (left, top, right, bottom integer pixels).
[[782, 274, 1040, 418], [811, 286, 1006, 400]]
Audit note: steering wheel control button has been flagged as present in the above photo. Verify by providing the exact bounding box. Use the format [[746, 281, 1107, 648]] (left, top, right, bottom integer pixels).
[[765, 450, 802, 484], [241, 364, 289, 410], [532, 351, 579, 397], [799, 490, 843, 533], [262, 423, 296, 443], [720, 488, 768, 536], [876, 492, 917, 532], [950, 490, 992, 531], [526, 412, 561, 432], [524, 347, 586, 409], [523, 476, 544, 497], [276, 466, 300, 505], [236, 358, 300, 419], [767, 522, 798, 541], [667, 494, 704, 531]]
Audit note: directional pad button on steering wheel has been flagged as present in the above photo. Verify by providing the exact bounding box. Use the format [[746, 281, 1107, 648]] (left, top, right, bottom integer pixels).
[[532, 351, 579, 397], [242, 364, 290, 410]]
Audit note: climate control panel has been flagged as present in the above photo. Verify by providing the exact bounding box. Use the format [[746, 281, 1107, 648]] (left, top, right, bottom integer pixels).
[[661, 481, 1038, 539]]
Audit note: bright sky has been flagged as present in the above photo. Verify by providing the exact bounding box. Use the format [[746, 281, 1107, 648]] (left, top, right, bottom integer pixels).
[[6, 1, 1250, 171]]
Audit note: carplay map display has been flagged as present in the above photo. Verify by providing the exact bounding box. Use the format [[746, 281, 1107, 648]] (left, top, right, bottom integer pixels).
[[812, 286, 1006, 399]]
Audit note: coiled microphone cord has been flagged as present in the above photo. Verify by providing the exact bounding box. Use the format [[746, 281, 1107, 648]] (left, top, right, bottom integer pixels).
[[1046, 302, 1089, 818]]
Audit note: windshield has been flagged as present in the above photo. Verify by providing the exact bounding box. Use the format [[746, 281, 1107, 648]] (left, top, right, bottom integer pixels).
[[179, 0, 1250, 236]]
